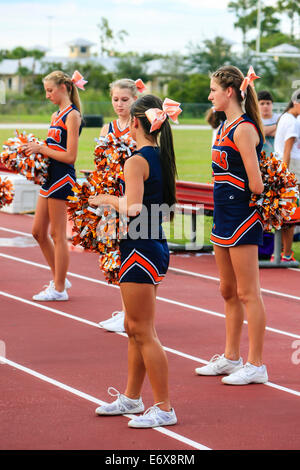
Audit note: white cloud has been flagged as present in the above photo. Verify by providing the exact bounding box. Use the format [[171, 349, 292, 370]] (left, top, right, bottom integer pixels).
[[0, 0, 241, 55], [172, 0, 229, 8]]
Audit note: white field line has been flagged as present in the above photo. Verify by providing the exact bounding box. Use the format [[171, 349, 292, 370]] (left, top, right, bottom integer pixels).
[[0, 289, 209, 366], [0, 124, 211, 131], [1, 289, 300, 399], [0, 251, 299, 341], [1, 225, 299, 302], [0, 251, 299, 340], [168, 266, 300, 302], [0, 356, 210, 451]]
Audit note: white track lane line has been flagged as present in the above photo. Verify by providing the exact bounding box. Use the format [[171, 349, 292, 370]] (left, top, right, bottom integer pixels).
[[1, 290, 300, 399], [0, 252, 299, 340], [168, 267, 300, 302], [1, 225, 300, 302], [0, 356, 211, 450], [0, 227, 33, 237]]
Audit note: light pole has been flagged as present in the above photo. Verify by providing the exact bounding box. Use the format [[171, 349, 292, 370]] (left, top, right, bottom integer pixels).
[[256, 0, 262, 54]]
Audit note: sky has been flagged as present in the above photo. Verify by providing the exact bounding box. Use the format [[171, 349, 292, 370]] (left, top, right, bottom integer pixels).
[[0, 0, 289, 57]]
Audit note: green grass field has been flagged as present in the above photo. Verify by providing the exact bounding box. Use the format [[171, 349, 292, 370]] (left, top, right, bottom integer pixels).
[[0, 126, 213, 181], [0, 125, 299, 262], [0, 114, 208, 125]]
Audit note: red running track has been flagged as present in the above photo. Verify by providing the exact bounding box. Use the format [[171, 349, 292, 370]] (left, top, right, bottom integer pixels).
[[0, 212, 300, 450]]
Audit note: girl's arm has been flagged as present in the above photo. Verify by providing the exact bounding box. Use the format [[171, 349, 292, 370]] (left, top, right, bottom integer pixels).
[[263, 123, 277, 137], [282, 136, 295, 168], [234, 123, 264, 195], [100, 124, 109, 137], [23, 110, 81, 165], [88, 154, 148, 216]]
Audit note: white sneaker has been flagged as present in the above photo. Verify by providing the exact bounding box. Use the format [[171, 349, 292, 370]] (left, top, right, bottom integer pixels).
[[32, 285, 68, 301], [195, 354, 243, 376], [222, 362, 268, 385], [128, 404, 177, 429], [95, 387, 144, 416], [98, 311, 125, 332], [49, 279, 72, 290]]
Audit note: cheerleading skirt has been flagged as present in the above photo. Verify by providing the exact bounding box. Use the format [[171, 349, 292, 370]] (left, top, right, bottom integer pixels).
[[119, 238, 169, 285], [210, 202, 263, 247], [40, 159, 76, 200]]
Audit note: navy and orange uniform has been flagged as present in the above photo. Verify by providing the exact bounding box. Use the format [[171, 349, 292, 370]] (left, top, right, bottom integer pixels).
[[40, 104, 82, 200], [118, 146, 169, 285], [108, 119, 130, 138], [108, 119, 132, 209], [210, 114, 263, 247]]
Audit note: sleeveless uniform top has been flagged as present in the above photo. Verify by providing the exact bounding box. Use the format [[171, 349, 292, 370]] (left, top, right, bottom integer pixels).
[[40, 103, 81, 199], [118, 146, 169, 285], [210, 114, 264, 247], [121, 146, 165, 240], [108, 119, 130, 138], [107, 119, 131, 203], [212, 113, 263, 205]]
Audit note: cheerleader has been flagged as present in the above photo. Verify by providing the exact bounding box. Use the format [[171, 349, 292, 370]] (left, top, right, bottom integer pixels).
[[98, 79, 140, 332], [89, 94, 180, 428], [23, 70, 85, 301], [195, 65, 268, 385]]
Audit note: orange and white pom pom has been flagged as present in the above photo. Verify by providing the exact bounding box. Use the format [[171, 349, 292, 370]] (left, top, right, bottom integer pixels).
[[0, 130, 49, 185], [250, 151, 299, 231], [0, 176, 14, 209], [67, 132, 136, 284]]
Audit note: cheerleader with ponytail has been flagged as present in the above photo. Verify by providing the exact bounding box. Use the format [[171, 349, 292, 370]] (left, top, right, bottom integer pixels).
[[89, 94, 180, 428], [195, 65, 268, 385], [98, 78, 143, 332], [23, 70, 86, 301]]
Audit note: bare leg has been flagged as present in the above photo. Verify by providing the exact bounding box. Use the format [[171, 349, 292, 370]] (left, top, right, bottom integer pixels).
[[32, 196, 55, 277], [214, 245, 244, 361], [121, 283, 171, 411], [282, 225, 295, 258], [48, 198, 69, 292], [229, 244, 266, 366]]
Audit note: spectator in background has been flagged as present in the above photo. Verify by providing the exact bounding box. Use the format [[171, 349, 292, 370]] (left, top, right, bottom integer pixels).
[[258, 90, 280, 155], [274, 89, 300, 262], [257, 91, 280, 260]]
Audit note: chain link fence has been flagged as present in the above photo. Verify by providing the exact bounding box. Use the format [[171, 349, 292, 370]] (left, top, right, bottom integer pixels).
[[0, 99, 288, 120]]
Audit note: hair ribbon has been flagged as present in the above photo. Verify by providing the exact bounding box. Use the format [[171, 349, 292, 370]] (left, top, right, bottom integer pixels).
[[240, 66, 259, 99], [135, 78, 146, 93], [71, 70, 88, 90], [145, 98, 182, 132]]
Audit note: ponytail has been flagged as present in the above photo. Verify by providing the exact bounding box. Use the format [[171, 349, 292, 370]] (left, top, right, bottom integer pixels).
[[244, 85, 264, 141], [69, 83, 82, 114], [159, 119, 177, 218], [212, 65, 265, 141]]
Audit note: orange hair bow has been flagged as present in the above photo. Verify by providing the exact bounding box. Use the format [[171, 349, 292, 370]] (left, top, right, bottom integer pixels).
[[71, 70, 88, 90], [135, 78, 146, 93], [145, 98, 182, 132], [240, 66, 260, 99]]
